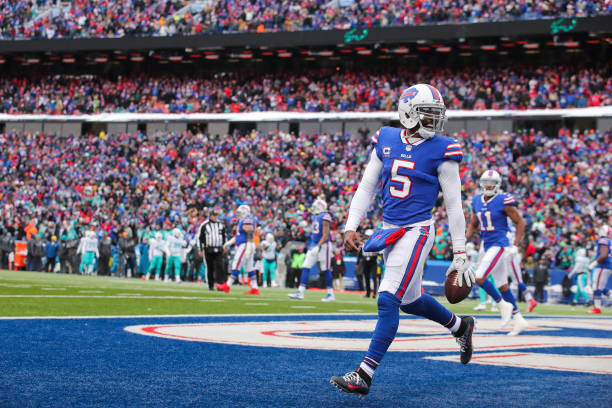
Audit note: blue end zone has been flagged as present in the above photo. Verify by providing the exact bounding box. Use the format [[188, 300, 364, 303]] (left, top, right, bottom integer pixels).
[[0, 315, 609, 408]]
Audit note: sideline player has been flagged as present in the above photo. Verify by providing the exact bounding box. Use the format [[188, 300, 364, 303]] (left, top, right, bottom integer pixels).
[[77, 230, 99, 275], [330, 84, 475, 397], [215, 205, 260, 295], [588, 225, 611, 314], [145, 232, 165, 280], [569, 248, 591, 306], [467, 170, 527, 335], [288, 198, 335, 301]]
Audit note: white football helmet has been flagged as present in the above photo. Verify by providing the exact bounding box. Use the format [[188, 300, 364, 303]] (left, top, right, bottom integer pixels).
[[576, 248, 586, 258], [155, 232, 163, 240], [479, 170, 502, 197], [86, 230, 96, 239], [599, 225, 611, 238], [265, 233, 274, 243], [398, 83, 447, 139], [236, 204, 251, 220], [311, 198, 327, 215], [172, 228, 182, 239]]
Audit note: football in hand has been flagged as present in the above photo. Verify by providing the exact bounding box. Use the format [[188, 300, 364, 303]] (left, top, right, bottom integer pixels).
[[445, 271, 473, 304]]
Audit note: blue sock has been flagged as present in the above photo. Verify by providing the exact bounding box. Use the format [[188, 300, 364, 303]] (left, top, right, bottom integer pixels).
[[324, 269, 333, 288], [363, 292, 401, 372], [518, 282, 527, 292], [231, 269, 239, 278], [479, 279, 502, 302], [299, 267, 310, 286], [594, 289, 602, 298], [501, 289, 519, 313], [400, 293, 457, 329]]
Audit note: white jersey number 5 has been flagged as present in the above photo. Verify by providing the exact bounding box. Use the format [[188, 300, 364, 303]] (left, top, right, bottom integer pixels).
[[389, 159, 416, 198]]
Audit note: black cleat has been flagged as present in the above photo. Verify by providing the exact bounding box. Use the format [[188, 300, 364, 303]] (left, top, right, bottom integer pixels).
[[330, 370, 370, 398], [454, 316, 475, 364]]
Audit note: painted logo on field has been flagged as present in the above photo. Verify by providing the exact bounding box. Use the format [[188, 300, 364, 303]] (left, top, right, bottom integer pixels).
[[125, 316, 612, 375]]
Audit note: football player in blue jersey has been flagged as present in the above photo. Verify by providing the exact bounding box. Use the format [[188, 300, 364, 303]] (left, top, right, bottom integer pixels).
[[588, 225, 612, 314], [215, 204, 260, 295], [330, 84, 476, 398], [467, 170, 528, 335], [288, 198, 335, 301]]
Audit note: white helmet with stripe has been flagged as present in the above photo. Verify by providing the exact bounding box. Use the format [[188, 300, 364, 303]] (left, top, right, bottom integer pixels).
[[236, 204, 251, 220], [479, 170, 502, 197], [599, 225, 611, 238], [398, 83, 446, 139], [310, 198, 327, 215]]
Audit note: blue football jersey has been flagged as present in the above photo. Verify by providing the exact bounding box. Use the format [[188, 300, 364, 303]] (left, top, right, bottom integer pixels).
[[371, 127, 463, 226], [236, 217, 256, 246], [595, 237, 612, 269], [308, 212, 332, 248], [472, 193, 516, 250]]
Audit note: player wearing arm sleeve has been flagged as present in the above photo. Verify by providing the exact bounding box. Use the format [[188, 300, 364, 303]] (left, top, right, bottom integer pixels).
[[331, 84, 475, 398]]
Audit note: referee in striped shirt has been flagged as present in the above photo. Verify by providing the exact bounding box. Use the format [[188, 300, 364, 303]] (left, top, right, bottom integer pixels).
[[198, 209, 227, 290]]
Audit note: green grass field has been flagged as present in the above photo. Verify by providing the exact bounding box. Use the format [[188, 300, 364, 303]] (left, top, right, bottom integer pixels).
[[0, 270, 598, 317]]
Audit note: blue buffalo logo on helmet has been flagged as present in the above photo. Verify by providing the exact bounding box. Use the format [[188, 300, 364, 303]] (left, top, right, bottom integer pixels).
[[400, 87, 419, 103]]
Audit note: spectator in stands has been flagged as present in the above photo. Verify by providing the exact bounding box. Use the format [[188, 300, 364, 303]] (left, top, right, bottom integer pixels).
[[1, 0, 609, 39], [0, 124, 609, 281], [0, 62, 609, 115]]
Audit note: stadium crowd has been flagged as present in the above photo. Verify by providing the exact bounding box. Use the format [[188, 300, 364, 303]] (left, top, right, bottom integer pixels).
[[0, 125, 609, 280], [1, 63, 610, 114], [1, 0, 610, 39]]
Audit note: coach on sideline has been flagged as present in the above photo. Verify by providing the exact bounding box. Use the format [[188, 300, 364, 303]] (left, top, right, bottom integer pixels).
[[198, 208, 227, 291]]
